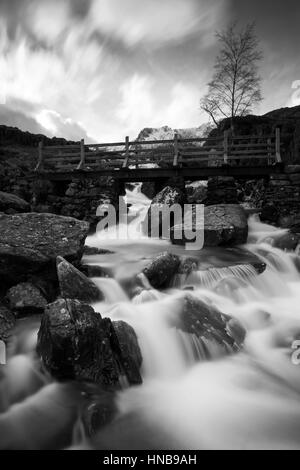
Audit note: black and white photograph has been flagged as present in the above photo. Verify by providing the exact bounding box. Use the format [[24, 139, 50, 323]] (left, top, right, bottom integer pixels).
[[0, 0, 300, 453]]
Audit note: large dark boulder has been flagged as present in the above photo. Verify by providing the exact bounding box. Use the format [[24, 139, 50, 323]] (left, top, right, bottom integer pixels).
[[142, 252, 180, 289], [110, 321, 143, 385], [56, 256, 103, 302], [0, 191, 31, 214], [37, 299, 142, 388], [142, 186, 185, 238], [6, 282, 47, 316], [171, 204, 248, 247], [0, 303, 15, 341], [171, 294, 246, 358], [0, 213, 89, 285]]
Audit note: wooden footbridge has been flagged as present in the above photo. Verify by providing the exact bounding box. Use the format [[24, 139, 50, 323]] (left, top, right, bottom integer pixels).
[[33, 129, 284, 182]]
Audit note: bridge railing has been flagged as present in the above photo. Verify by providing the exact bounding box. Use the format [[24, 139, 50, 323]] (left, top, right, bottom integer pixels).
[[34, 129, 282, 172]]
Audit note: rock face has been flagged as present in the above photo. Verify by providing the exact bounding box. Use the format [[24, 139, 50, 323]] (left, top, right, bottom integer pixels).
[[6, 282, 47, 315], [171, 204, 248, 247], [261, 169, 300, 231], [204, 205, 248, 246], [0, 191, 31, 214], [205, 177, 238, 205], [143, 186, 185, 238], [0, 213, 89, 285], [56, 256, 103, 302], [172, 294, 246, 358], [142, 252, 180, 289], [37, 299, 142, 388], [0, 303, 15, 341], [110, 321, 143, 385]]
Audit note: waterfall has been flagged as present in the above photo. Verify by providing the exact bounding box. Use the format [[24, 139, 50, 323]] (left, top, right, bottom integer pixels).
[[3, 185, 300, 450]]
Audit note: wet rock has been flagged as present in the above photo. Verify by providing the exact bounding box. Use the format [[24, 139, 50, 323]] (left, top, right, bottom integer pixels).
[[271, 232, 299, 251], [81, 265, 111, 278], [172, 294, 246, 358], [37, 299, 118, 386], [0, 303, 15, 341], [6, 282, 47, 315], [0, 213, 89, 285], [171, 204, 248, 247], [56, 256, 103, 302], [81, 389, 116, 436], [143, 186, 185, 237], [205, 177, 238, 205], [142, 252, 180, 289], [178, 257, 199, 275], [260, 203, 279, 225], [37, 299, 142, 388], [186, 181, 207, 204], [110, 321, 143, 385], [141, 182, 156, 199], [83, 246, 114, 256], [0, 191, 30, 214]]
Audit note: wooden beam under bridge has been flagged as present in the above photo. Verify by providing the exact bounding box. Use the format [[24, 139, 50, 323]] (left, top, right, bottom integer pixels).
[[30, 163, 284, 182]]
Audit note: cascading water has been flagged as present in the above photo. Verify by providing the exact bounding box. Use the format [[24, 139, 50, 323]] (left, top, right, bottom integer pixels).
[[2, 184, 300, 449]]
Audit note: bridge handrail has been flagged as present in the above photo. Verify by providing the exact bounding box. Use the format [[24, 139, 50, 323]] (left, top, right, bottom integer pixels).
[[34, 128, 283, 172]]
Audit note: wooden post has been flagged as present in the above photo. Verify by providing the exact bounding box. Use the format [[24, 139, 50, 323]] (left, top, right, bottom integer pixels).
[[267, 137, 272, 165], [223, 130, 229, 164], [77, 139, 85, 169], [275, 128, 282, 163], [34, 141, 43, 171], [173, 132, 179, 166], [122, 136, 130, 168]]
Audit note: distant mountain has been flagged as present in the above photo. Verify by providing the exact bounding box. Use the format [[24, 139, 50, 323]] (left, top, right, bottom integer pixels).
[[136, 123, 214, 142]]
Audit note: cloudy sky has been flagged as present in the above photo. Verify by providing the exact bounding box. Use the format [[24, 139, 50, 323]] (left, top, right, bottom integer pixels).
[[0, 0, 299, 142]]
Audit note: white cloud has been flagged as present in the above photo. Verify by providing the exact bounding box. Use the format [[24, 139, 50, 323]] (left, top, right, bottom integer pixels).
[[0, 0, 222, 141], [116, 75, 205, 139], [90, 0, 223, 48]]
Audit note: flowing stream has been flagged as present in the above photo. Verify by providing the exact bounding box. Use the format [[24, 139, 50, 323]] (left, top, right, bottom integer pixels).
[[2, 183, 300, 450]]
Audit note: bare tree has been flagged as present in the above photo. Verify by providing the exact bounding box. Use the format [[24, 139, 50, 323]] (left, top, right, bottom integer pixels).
[[201, 22, 263, 129]]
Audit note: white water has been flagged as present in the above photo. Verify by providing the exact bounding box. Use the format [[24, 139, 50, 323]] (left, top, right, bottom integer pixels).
[[87, 188, 300, 450], [2, 185, 300, 449]]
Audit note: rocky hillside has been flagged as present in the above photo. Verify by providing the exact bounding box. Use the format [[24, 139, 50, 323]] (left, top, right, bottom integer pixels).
[[208, 105, 300, 163], [0, 125, 77, 200]]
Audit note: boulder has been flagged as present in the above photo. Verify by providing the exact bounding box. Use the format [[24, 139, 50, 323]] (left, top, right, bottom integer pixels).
[[0, 303, 15, 341], [142, 186, 185, 238], [0, 191, 31, 214], [171, 294, 246, 358], [110, 321, 143, 385], [171, 204, 248, 247], [142, 252, 180, 289], [271, 232, 299, 251], [56, 256, 103, 302], [6, 282, 47, 315], [0, 213, 89, 285], [37, 299, 142, 388]]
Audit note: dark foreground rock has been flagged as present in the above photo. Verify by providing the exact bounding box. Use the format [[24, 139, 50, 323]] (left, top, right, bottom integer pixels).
[[172, 294, 246, 358], [56, 256, 103, 302], [0, 303, 15, 341], [6, 282, 47, 316], [142, 252, 180, 289], [0, 191, 31, 214], [37, 299, 142, 388], [171, 204, 248, 247], [0, 213, 89, 285]]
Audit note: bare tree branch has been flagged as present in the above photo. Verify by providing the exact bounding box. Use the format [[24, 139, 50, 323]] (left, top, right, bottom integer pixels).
[[201, 22, 263, 129]]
